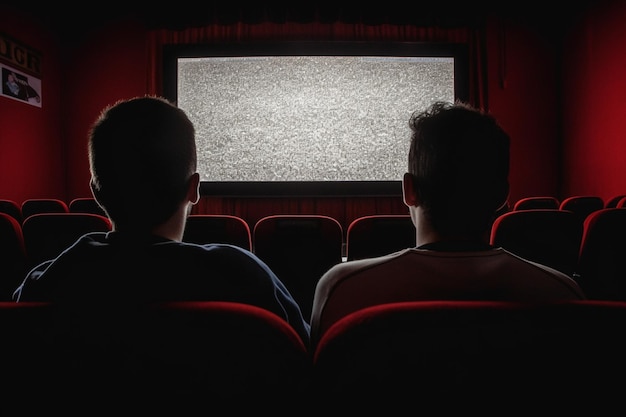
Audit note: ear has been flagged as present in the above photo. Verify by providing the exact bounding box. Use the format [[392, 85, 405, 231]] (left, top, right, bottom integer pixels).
[[402, 172, 419, 207], [187, 172, 201, 205]]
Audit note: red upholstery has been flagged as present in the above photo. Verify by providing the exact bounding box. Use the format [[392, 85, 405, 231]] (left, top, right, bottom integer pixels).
[[21, 198, 69, 221], [0, 198, 23, 223], [490, 209, 583, 277], [183, 214, 252, 251], [345, 214, 415, 261], [253, 215, 343, 320], [69, 197, 107, 216], [313, 300, 626, 416], [605, 194, 626, 208], [513, 196, 559, 210], [559, 195, 605, 224]]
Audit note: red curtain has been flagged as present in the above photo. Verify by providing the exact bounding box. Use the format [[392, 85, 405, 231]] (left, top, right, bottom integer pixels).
[[146, 19, 487, 109]]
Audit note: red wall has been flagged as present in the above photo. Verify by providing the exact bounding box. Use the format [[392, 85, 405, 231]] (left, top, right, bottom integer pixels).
[[0, 7, 64, 202], [562, 1, 626, 202], [2, 4, 625, 219], [486, 16, 563, 203], [61, 17, 149, 201]]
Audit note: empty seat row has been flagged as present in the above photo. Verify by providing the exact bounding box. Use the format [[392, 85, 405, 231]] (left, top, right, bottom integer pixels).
[[513, 194, 626, 211], [3, 206, 626, 306], [201, 214, 414, 320], [250, 209, 626, 309], [3, 299, 626, 416], [4, 194, 624, 223], [5, 194, 622, 226], [0, 212, 413, 305], [0, 197, 106, 224]]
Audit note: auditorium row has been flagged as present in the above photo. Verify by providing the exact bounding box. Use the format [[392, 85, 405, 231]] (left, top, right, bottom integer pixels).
[[2, 195, 626, 310], [3, 299, 626, 416]]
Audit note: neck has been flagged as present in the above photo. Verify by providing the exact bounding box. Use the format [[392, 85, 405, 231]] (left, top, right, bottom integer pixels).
[[413, 207, 489, 247], [154, 202, 192, 241], [111, 202, 191, 242]]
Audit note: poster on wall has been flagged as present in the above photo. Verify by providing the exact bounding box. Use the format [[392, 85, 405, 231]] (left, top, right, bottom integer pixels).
[[1, 64, 41, 107], [0, 32, 42, 108]]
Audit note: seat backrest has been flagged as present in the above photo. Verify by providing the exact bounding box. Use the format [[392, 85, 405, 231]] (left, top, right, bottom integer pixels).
[[617, 195, 626, 208], [21, 198, 69, 221], [1, 301, 310, 416], [0, 213, 27, 300], [312, 299, 626, 417], [253, 215, 343, 320], [183, 214, 252, 251], [139, 301, 311, 416], [22, 212, 112, 269], [490, 209, 583, 277], [576, 207, 626, 300], [605, 194, 626, 208], [559, 195, 605, 225], [513, 196, 560, 210], [69, 197, 107, 216], [345, 214, 415, 261], [0, 199, 23, 223], [0, 302, 57, 415]]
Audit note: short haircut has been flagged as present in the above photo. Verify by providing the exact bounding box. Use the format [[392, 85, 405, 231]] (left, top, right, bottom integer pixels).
[[408, 101, 510, 236], [88, 96, 197, 231]]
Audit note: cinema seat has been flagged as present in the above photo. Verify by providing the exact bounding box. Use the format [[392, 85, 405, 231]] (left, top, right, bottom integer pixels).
[[576, 208, 626, 300], [605, 194, 626, 208], [513, 196, 560, 210], [1, 302, 56, 416], [559, 195, 604, 225], [137, 301, 311, 416], [21, 198, 69, 221], [2, 301, 310, 416], [183, 214, 252, 251], [253, 215, 343, 321], [490, 209, 583, 277], [312, 300, 626, 417], [22, 212, 112, 269], [69, 197, 107, 216], [345, 214, 415, 261]]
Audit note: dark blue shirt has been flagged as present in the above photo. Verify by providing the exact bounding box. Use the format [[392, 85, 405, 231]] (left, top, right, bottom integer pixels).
[[14, 231, 311, 344]]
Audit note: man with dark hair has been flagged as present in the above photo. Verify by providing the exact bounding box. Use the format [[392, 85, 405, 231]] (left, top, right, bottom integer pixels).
[[310, 101, 585, 347], [14, 96, 310, 344]]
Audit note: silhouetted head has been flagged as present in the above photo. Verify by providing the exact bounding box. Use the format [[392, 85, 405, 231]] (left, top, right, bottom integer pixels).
[[88, 96, 198, 232], [404, 101, 510, 238]]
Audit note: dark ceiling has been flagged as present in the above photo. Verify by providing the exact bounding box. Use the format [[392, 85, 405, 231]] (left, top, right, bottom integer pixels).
[[9, 2, 594, 36]]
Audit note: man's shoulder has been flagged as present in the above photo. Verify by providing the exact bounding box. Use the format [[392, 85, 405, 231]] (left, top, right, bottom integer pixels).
[[320, 249, 413, 283], [166, 241, 258, 260]]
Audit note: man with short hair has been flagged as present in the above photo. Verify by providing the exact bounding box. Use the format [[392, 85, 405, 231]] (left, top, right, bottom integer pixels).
[[14, 95, 310, 344], [310, 101, 585, 348]]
